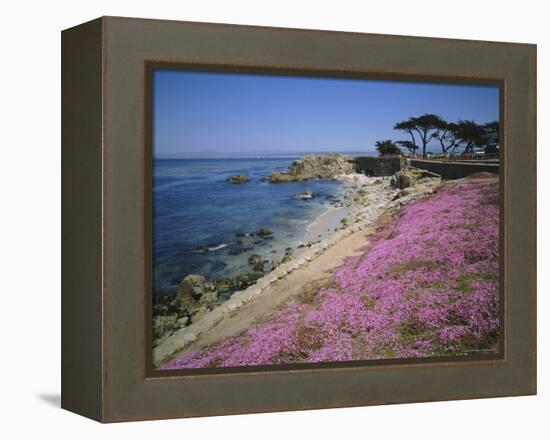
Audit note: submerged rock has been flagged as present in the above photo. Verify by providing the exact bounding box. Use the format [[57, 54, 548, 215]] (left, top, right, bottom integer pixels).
[[248, 254, 262, 265], [268, 172, 296, 183], [257, 228, 273, 236], [227, 174, 250, 184], [229, 244, 254, 255]]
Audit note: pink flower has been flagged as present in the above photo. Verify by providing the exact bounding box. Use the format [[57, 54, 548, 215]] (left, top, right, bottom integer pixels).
[[161, 176, 500, 369]]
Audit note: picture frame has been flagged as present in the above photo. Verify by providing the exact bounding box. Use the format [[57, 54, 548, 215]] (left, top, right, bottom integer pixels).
[[61, 16, 536, 422]]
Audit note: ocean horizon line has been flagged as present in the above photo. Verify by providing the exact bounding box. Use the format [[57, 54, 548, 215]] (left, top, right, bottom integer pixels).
[[154, 151, 378, 160]]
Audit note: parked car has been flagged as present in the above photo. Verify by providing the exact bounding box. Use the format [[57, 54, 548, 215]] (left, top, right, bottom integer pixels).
[[485, 143, 500, 157], [472, 147, 485, 159]]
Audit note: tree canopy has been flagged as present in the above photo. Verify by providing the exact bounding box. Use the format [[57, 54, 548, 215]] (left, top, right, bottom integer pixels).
[[393, 120, 419, 155], [453, 119, 488, 151], [375, 140, 401, 156], [394, 113, 441, 157], [391, 115, 499, 157]]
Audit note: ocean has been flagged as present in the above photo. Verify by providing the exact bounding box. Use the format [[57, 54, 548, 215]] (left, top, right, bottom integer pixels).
[[153, 157, 346, 296]]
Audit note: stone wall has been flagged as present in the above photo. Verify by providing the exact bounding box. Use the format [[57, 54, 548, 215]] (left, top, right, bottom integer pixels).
[[352, 156, 405, 176], [410, 159, 499, 179]]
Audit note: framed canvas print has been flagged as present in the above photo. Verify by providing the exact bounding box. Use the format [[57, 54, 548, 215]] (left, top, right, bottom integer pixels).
[[61, 16, 536, 422]]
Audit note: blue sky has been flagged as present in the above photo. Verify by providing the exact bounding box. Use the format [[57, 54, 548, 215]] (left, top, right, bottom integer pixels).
[[153, 69, 499, 158]]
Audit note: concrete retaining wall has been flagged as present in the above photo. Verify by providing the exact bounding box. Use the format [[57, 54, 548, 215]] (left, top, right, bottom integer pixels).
[[410, 159, 499, 179], [352, 156, 405, 176]]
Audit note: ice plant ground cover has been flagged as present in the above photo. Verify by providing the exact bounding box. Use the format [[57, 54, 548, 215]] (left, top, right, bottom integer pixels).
[[162, 174, 500, 369]]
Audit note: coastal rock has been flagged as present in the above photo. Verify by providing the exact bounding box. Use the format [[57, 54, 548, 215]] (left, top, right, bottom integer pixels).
[[248, 254, 262, 265], [227, 173, 250, 184], [153, 333, 172, 348], [280, 247, 294, 264], [152, 274, 220, 346], [257, 228, 273, 236], [153, 314, 178, 339], [211, 271, 265, 296], [268, 172, 295, 183], [253, 261, 267, 272], [205, 281, 217, 292], [391, 167, 441, 190], [177, 316, 190, 327], [269, 154, 354, 183], [177, 274, 206, 301], [214, 277, 234, 294], [152, 297, 171, 316], [290, 154, 354, 179], [281, 254, 292, 264], [235, 272, 264, 290], [398, 173, 412, 189]]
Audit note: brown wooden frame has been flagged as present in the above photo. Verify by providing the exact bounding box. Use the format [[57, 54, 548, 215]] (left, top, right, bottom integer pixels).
[[62, 16, 536, 422]]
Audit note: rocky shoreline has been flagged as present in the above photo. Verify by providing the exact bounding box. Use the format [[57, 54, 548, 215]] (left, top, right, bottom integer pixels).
[[152, 158, 442, 365]]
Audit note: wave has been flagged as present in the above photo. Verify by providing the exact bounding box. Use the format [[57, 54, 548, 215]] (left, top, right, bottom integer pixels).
[[191, 243, 229, 253], [208, 243, 229, 251]]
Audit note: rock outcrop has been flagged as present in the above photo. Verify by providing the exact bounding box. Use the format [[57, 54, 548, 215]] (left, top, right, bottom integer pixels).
[[390, 167, 441, 190], [227, 174, 250, 184], [152, 274, 221, 347], [177, 274, 206, 301], [269, 154, 354, 183]]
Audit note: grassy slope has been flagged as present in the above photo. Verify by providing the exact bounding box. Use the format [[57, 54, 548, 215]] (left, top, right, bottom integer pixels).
[[162, 174, 500, 369]]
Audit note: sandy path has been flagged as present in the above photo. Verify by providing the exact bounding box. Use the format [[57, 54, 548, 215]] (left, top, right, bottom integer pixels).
[[178, 224, 376, 356]]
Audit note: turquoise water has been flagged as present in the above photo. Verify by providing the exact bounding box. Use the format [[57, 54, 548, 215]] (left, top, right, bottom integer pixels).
[[153, 157, 343, 295]]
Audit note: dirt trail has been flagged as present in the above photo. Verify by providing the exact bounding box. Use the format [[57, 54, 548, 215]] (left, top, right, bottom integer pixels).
[[178, 225, 376, 356]]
